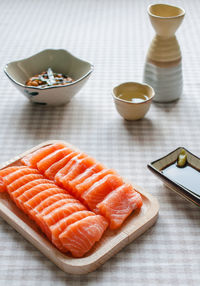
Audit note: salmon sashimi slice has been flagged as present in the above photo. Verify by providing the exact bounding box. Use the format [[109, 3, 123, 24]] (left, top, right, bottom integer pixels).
[[11, 178, 51, 199], [25, 188, 65, 220], [7, 174, 44, 194], [39, 197, 79, 215], [0, 165, 109, 257], [33, 198, 79, 238], [37, 148, 73, 174], [46, 151, 80, 181], [55, 153, 87, 184], [42, 203, 87, 226], [37, 202, 86, 238], [0, 166, 32, 191], [97, 184, 143, 229], [61, 156, 96, 190], [0, 166, 26, 178], [68, 163, 104, 190], [30, 193, 73, 225], [3, 168, 40, 186], [51, 210, 95, 251], [17, 183, 57, 212], [21, 143, 66, 168], [82, 174, 124, 211], [59, 215, 108, 257], [10, 179, 51, 210], [0, 179, 6, 192], [23, 187, 65, 212], [34, 193, 74, 214], [75, 169, 116, 199]]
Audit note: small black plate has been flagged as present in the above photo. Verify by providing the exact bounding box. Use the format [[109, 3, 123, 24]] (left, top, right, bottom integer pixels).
[[148, 147, 200, 207]]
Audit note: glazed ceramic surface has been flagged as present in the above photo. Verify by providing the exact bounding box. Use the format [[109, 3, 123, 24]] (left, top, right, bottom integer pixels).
[[4, 49, 93, 105], [112, 82, 154, 120], [148, 147, 200, 207], [143, 4, 185, 103]]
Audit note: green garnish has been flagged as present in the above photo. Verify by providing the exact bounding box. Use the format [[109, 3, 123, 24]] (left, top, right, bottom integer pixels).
[[177, 149, 187, 168]]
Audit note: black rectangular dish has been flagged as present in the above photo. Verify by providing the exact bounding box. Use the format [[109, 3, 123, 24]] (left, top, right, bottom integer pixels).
[[148, 147, 200, 207]]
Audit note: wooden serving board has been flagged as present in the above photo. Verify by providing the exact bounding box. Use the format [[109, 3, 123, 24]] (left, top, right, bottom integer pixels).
[[0, 140, 159, 274]]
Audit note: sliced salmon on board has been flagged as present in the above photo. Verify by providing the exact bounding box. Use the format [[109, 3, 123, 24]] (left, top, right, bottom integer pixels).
[[82, 174, 124, 211], [0, 179, 6, 192], [55, 153, 87, 184], [21, 143, 66, 168], [37, 148, 73, 174], [24, 187, 65, 212], [11, 178, 51, 199], [60, 215, 108, 257], [0, 166, 26, 178], [36, 202, 86, 238], [97, 184, 143, 229], [0, 166, 27, 192], [33, 193, 74, 214], [74, 169, 116, 199], [3, 168, 40, 186], [17, 183, 61, 213], [33, 198, 81, 239], [7, 174, 44, 194], [0, 165, 108, 257], [25, 188, 66, 220], [45, 151, 80, 181], [68, 163, 104, 190], [61, 156, 96, 189], [50, 211, 95, 251]]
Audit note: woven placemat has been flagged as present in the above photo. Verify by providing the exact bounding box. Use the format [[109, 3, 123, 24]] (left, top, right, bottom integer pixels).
[[0, 0, 199, 285]]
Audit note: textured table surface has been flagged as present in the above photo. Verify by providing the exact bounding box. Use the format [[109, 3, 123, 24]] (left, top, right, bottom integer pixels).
[[0, 0, 200, 285]]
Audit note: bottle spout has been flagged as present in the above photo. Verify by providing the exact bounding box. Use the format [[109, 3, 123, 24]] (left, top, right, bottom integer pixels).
[[148, 4, 185, 37]]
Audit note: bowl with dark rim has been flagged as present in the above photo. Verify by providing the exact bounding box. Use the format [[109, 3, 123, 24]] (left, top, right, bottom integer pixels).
[[4, 49, 94, 106], [148, 147, 200, 207]]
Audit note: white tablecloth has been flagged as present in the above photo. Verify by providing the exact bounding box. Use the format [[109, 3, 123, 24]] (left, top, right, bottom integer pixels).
[[0, 0, 200, 285]]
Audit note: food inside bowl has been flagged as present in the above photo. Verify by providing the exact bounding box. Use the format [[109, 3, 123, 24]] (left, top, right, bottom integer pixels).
[[25, 68, 74, 88]]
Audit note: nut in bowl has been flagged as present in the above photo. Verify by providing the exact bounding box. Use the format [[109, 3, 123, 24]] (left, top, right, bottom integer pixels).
[[112, 82, 155, 120], [4, 49, 94, 106]]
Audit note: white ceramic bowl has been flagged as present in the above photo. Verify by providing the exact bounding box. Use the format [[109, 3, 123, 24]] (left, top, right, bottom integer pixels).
[[112, 82, 155, 120], [4, 49, 94, 105]]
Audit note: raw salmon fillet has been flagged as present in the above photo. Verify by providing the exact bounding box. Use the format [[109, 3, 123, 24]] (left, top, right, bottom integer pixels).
[[21, 143, 66, 168], [25, 187, 65, 211], [73, 169, 116, 199], [11, 179, 51, 200], [60, 215, 108, 257], [21, 143, 143, 231], [3, 168, 40, 186], [0, 165, 108, 257], [50, 210, 95, 250], [37, 202, 86, 238], [68, 163, 104, 190], [7, 174, 44, 193], [97, 184, 143, 229], [0, 166, 27, 192], [37, 148, 73, 174], [17, 183, 60, 213], [61, 156, 96, 190], [82, 174, 124, 211], [45, 151, 80, 180], [33, 193, 73, 214], [55, 153, 87, 184]]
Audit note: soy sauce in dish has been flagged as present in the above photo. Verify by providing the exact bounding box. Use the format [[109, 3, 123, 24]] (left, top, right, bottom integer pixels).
[[26, 68, 74, 88], [162, 159, 200, 196]]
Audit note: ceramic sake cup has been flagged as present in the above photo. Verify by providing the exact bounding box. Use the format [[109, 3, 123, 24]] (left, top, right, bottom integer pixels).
[[148, 4, 185, 38], [112, 82, 154, 120], [4, 49, 93, 105]]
